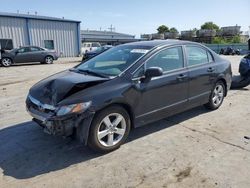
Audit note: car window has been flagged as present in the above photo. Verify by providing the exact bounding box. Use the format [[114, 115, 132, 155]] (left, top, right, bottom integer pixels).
[[18, 47, 30, 53], [92, 43, 101, 47], [146, 47, 184, 72], [87, 44, 91, 47], [133, 66, 145, 78], [186, 46, 209, 66], [30, 47, 41, 52]]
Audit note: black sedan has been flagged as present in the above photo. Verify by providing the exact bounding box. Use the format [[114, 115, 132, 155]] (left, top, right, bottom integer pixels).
[[1, 46, 59, 67], [26, 40, 232, 152], [82, 45, 112, 61]]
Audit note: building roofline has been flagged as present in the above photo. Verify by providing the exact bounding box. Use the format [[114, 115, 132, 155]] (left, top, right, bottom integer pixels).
[[0, 12, 81, 23], [81, 30, 135, 38]]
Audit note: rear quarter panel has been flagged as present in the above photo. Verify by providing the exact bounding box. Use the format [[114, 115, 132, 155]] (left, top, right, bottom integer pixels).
[[214, 56, 232, 92]]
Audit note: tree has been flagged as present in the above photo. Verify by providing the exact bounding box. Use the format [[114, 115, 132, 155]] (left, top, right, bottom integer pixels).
[[169, 27, 178, 33], [201, 22, 219, 30], [157, 25, 169, 34], [212, 37, 226, 44], [211, 36, 241, 44], [231, 35, 241, 43]]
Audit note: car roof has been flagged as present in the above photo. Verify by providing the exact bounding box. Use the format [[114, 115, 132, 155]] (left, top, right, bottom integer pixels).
[[123, 39, 201, 48], [19, 46, 42, 48]]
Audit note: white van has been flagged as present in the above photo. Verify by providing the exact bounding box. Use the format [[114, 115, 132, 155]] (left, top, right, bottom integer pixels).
[[81, 42, 101, 55]]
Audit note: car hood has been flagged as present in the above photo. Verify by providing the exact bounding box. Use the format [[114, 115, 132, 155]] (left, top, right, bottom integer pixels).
[[29, 70, 110, 106], [86, 51, 99, 55]]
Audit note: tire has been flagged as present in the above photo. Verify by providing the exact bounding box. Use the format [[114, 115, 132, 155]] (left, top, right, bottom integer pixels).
[[87, 105, 131, 152], [44, 56, 54, 64], [205, 81, 225, 110], [1, 57, 12, 67]]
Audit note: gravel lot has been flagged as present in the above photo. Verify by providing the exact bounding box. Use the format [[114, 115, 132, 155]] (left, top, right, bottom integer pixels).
[[0, 56, 250, 188]]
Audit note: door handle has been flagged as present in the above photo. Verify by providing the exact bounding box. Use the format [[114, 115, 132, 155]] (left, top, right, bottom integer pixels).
[[207, 67, 215, 72], [177, 74, 187, 80]]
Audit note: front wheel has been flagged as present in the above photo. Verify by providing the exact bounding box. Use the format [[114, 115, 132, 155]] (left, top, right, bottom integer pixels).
[[205, 81, 225, 110], [87, 105, 131, 153], [1, 58, 12, 67]]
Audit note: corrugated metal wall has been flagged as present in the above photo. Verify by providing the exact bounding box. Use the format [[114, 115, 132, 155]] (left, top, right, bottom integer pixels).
[[29, 20, 79, 57], [0, 17, 29, 47], [0, 16, 79, 57]]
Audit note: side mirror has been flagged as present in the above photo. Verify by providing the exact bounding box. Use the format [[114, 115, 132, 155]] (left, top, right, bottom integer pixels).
[[145, 67, 163, 79]]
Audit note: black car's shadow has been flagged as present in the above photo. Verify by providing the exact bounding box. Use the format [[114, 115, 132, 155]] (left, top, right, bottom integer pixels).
[[0, 106, 209, 179]]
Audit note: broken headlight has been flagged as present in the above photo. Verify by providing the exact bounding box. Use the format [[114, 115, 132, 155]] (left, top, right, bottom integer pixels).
[[56, 101, 92, 116]]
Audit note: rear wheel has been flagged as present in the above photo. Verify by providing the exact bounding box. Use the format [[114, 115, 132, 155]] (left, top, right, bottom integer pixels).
[[205, 81, 225, 110], [88, 105, 131, 152], [44, 56, 54, 64], [1, 58, 12, 67]]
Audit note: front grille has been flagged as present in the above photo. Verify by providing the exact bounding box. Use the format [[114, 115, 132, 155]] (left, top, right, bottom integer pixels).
[[26, 96, 55, 114]]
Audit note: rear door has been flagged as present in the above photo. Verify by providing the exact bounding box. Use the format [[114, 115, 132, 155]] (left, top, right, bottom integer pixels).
[[29, 47, 44, 62], [133, 46, 189, 125], [185, 45, 216, 105]]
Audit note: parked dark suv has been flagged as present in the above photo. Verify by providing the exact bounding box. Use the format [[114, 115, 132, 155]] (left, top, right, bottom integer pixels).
[[26, 40, 232, 152]]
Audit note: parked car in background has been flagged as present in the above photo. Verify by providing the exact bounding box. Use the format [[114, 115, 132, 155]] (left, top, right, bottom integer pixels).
[[231, 53, 250, 89], [219, 47, 240, 55], [26, 40, 232, 152], [239, 53, 250, 76], [1, 46, 59, 67], [81, 42, 101, 55], [82, 45, 113, 61]]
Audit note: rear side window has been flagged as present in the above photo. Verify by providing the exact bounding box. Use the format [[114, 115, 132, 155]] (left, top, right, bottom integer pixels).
[[30, 47, 41, 52], [186, 46, 209, 66], [146, 46, 184, 72]]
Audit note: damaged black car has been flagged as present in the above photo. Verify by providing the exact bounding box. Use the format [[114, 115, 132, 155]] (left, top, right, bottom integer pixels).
[[26, 40, 232, 152]]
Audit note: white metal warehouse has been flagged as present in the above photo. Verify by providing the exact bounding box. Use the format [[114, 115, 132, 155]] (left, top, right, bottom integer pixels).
[[0, 12, 81, 57]]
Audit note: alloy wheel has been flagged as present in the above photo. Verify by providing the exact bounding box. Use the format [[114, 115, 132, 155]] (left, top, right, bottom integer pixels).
[[97, 113, 126, 147], [212, 84, 224, 107], [2, 58, 12, 67]]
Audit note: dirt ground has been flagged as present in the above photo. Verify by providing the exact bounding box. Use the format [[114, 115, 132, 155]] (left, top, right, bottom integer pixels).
[[0, 56, 250, 188]]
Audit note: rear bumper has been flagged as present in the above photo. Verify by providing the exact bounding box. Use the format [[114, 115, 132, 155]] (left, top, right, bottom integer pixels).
[[53, 55, 59, 60]]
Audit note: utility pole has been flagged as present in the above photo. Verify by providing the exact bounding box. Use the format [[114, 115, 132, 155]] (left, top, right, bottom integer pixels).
[[108, 24, 115, 32]]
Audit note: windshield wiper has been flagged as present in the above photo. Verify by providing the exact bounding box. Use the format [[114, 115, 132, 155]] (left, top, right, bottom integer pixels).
[[72, 68, 108, 78]]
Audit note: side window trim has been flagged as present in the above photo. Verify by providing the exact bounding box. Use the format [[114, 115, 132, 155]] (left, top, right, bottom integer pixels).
[[207, 50, 214, 63], [132, 45, 186, 78]]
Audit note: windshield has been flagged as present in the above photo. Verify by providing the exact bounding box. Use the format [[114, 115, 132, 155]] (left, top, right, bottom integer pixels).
[[76, 45, 152, 76]]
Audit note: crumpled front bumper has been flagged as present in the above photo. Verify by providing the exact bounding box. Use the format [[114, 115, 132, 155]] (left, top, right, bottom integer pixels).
[[26, 96, 94, 142], [27, 104, 94, 137]]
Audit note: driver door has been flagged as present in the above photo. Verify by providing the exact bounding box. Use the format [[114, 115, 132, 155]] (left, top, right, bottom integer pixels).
[[133, 46, 189, 126], [14, 47, 31, 63]]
